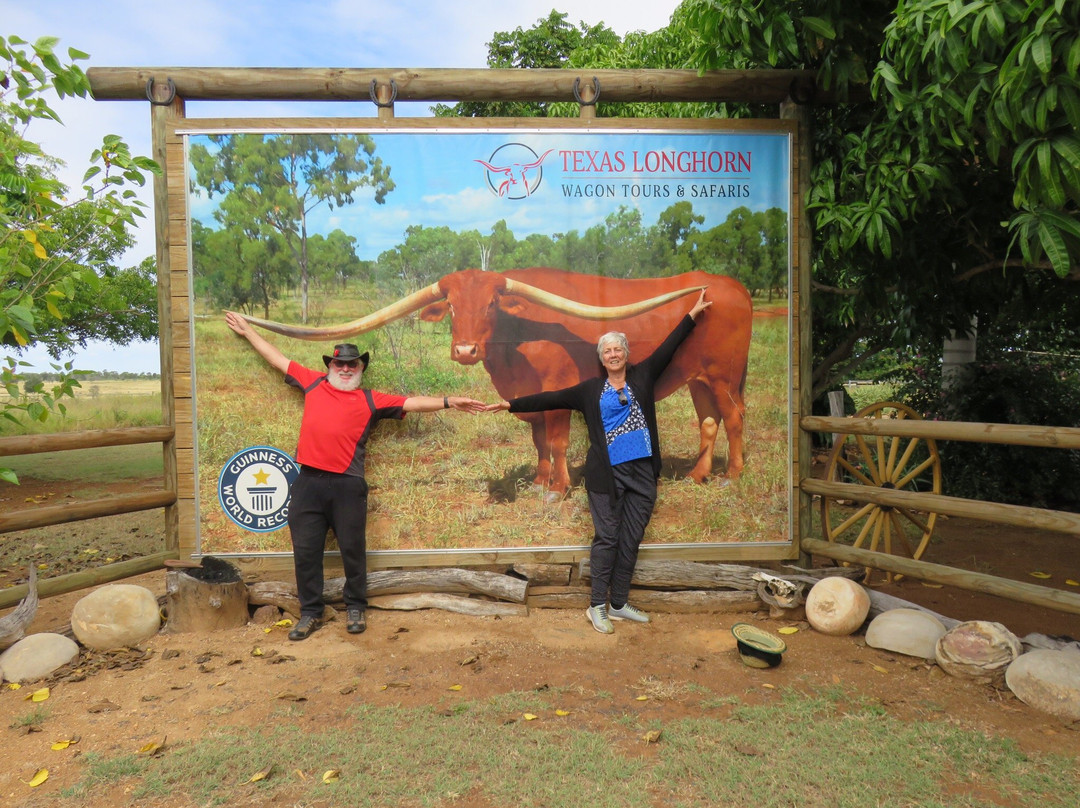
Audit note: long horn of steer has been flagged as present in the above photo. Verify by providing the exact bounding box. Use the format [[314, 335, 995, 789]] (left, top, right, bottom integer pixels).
[[503, 279, 707, 320], [238, 282, 446, 341]]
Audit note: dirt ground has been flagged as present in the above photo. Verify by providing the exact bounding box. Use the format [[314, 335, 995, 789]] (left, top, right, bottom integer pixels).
[[2, 476, 1079, 805]]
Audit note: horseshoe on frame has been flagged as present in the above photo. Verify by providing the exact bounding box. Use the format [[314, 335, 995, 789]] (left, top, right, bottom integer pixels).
[[369, 79, 398, 108], [572, 76, 601, 106], [145, 77, 177, 106]]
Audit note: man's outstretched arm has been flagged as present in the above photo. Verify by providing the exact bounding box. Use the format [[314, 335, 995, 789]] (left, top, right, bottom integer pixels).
[[224, 311, 291, 374]]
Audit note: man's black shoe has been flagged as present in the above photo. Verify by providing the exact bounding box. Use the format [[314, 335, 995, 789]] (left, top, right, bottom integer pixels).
[[288, 615, 321, 641], [346, 608, 367, 634]]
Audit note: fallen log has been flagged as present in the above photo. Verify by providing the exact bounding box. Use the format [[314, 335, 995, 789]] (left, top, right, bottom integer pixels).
[[579, 559, 860, 591], [0, 566, 38, 650], [527, 585, 762, 614], [510, 563, 572, 587], [367, 593, 527, 617], [247, 567, 529, 612]]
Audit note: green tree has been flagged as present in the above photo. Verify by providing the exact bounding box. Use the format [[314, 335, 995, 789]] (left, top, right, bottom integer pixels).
[[188, 133, 395, 323], [432, 10, 620, 118], [1, 35, 158, 483]]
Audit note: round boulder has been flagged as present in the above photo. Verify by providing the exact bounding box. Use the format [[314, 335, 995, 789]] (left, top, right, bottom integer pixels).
[[935, 620, 1021, 685], [805, 576, 870, 636], [71, 584, 161, 650], [0, 633, 80, 683], [865, 608, 947, 660], [1005, 649, 1080, 721]]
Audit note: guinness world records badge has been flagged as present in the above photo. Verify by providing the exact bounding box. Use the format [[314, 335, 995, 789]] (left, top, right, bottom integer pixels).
[[217, 446, 299, 532]]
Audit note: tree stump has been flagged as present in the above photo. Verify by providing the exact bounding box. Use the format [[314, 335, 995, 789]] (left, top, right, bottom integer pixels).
[[165, 557, 249, 633]]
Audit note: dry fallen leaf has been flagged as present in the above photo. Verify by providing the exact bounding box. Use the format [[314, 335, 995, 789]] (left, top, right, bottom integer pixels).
[[448, 684, 463, 691], [248, 764, 276, 783], [762, 683, 776, 689], [871, 664, 889, 674], [51, 738, 79, 750], [276, 692, 307, 702], [777, 626, 799, 635], [635, 695, 649, 701], [1029, 571, 1052, 579], [27, 687, 50, 702], [25, 768, 49, 788], [7, 682, 22, 690], [920, 582, 943, 588], [555, 709, 571, 717], [322, 769, 340, 783], [642, 729, 662, 744], [273, 618, 294, 627], [251, 647, 264, 657], [1066, 579, 1079, 587], [523, 713, 538, 721], [137, 736, 167, 756], [459, 654, 479, 666]]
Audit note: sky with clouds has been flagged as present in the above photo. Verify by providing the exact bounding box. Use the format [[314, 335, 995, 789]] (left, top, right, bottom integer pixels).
[[4, 0, 685, 372]]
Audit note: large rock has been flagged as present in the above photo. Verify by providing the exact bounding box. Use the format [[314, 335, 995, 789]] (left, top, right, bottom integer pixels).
[[0, 633, 80, 683], [71, 584, 161, 650], [865, 608, 947, 660], [805, 576, 870, 636], [1005, 649, 1080, 721], [935, 620, 1021, 685]]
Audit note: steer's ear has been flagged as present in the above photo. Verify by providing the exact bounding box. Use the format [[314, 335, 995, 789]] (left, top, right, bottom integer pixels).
[[497, 295, 528, 317], [419, 302, 449, 322]]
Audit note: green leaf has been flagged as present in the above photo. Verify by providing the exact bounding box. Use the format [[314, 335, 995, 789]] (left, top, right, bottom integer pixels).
[[0, 468, 19, 485], [801, 17, 836, 40], [1031, 34, 1053, 75], [1037, 218, 1071, 277]]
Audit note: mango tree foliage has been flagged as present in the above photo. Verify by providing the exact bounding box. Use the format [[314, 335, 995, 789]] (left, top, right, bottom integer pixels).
[[189, 133, 395, 324], [532, 1, 1080, 395], [1, 35, 158, 483]]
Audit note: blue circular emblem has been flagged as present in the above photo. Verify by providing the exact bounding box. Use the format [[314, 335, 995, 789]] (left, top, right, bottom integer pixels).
[[217, 446, 299, 532]]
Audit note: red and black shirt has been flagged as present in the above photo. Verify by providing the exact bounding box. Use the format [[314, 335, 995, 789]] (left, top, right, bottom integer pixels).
[[285, 362, 407, 477]]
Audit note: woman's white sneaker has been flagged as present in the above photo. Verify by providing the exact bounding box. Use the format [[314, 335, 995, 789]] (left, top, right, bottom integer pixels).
[[608, 604, 650, 623], [585, 604, 614, 634]]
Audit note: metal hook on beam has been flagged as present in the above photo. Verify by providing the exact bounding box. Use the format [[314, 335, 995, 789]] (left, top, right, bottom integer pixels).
[[572, 76, 600, 106], [145, 77, 177, 106], [369, 79, 398, 108]]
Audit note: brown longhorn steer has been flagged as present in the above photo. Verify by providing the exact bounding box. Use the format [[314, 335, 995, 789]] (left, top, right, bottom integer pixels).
[[240, 268, 752, 497]]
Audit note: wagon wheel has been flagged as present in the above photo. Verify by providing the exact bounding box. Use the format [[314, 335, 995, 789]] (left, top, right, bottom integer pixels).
[[820, 401, 942, 583]]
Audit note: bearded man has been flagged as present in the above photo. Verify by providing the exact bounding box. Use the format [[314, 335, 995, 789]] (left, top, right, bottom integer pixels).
[[224, 311, 484, 640]]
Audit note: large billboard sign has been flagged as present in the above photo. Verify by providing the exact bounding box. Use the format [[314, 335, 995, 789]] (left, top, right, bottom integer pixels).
[[186, 123, 794, 558]]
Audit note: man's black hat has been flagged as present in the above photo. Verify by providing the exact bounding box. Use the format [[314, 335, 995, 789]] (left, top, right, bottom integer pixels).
[[322, 343, 369, 369]]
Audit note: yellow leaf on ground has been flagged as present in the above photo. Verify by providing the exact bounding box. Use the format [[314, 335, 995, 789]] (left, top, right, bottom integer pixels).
[[778, 626, 799, 635], [248, 764, 275, 782], [7, 683, 22, 690], [251, 647, 264, 656], [448, 684, 462, 691], [322, 770, 340, 783], [25, 769, 48, 788], [273, 619, 294, 627], [137, 736, 167, 756], [1029, 571, 1052, 579], [920, 582, 943, 588], [27, 687, 50, 702], [762, 684, 776, 689], [642, 729, 662, 744], [555, 709, 570, 716], [1066, 579, 1079, 587], [523, 713, 538, 721], [871, 664, 889, 674], [51, 739, 76, 750], [635, 695, 649, 701]]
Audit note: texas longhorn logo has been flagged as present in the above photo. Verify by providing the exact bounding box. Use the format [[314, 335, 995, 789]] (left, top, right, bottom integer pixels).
[[475, 144, 554, 199]]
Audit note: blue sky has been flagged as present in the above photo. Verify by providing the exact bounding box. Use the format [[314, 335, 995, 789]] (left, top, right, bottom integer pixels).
[[189, 129, 790, 263], [4, 0, 683, 372]]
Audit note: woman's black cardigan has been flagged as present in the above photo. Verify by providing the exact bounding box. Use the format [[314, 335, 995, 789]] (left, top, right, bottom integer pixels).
[[507, 315, 697, 496]]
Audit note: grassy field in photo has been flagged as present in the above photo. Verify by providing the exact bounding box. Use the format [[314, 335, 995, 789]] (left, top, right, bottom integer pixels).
[[195, 291, 790, 554]]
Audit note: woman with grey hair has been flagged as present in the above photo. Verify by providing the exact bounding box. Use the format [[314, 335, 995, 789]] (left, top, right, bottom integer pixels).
[[485, 290, 711, 634]]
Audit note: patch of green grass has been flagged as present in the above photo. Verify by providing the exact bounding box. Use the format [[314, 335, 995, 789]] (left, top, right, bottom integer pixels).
[[3, 444, 162, 486], [9, 705, 50, 729], [59, 687, 1080, 808]]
